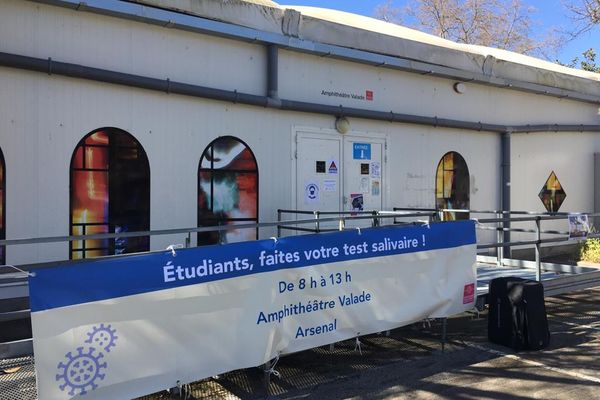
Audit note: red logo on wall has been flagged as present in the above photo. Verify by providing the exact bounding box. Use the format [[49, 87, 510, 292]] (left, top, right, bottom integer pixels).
[[365, 90, 373, 101], [463, 283, 475, 304]]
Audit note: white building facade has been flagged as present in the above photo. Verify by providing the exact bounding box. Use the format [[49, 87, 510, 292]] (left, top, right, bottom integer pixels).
[[0, 0, 599, 265]]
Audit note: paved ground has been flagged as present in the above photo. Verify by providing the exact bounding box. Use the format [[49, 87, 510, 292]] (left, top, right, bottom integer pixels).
[[3, 287, 600, 400]]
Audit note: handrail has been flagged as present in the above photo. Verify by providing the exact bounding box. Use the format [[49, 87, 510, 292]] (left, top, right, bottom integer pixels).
[[394, 207, 600, 217], [2, 209, 589, 251], [0, 211, 435, 247], [2, 207, 599, 332], [392, 206, 598, 281], [3, 206, 600, 358], [0, 207, 595, 280]]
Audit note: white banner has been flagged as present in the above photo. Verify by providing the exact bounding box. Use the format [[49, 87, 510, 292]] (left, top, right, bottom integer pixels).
[[30, 220, 477, 399]]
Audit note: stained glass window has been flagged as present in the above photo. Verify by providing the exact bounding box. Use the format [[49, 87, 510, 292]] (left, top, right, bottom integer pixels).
[[0, 149, 5, 264], [70, 129, 150, 259], [198, 136, 258, 245], [435, 152, 470, 221]]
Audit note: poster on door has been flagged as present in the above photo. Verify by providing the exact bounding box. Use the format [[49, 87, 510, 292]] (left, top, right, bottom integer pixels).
[[327, 160, 339, 175], [323, 180, 337, 192], [370, 162, 380, 178], [304, 181, 320, 204], [351, 193, 364, 213], [371, 180, 380, 196]]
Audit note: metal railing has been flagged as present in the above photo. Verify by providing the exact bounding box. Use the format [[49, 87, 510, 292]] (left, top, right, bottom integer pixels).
[[276, 209, 435, 236], [395, 207, 600, 283], [0, 210, 439, 358], [8, 207, 586, 267], [1, 207, 597, 279], [278, 207, 600, 285], [2, 207, 600, 358]]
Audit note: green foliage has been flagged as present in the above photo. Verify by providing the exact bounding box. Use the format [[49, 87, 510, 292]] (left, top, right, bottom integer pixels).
[[580, 48, 600, 72], [563, 48, 600, 72], [579, 237, 600, 263]]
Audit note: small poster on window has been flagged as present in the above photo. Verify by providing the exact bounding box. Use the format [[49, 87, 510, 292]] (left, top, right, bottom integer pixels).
[[568, 214, 590, 240]]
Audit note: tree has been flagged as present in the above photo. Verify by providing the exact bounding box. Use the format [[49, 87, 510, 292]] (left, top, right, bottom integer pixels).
[[566, 48, 600, 72], [563, 1, 599, 73], [375, 0, 561, 58], [565, 0, 600, 37]]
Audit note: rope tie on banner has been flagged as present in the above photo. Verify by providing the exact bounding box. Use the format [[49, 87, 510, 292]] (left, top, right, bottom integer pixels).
[[175, 380, 193, 399], [166, 244, 184, 257], [270, 237, 278, 245], [355, 227, 361, 235], [354, 336, 363, 355], [265, 354, 281, 378], [0, 264, 35, 278], [422, 318, 432, 329], [416, 220, 430, 228]]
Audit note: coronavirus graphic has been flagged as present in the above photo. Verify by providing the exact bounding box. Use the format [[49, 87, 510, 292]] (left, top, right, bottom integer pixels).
[[84, 324, 118, 353], [56, 347, 106, 396]]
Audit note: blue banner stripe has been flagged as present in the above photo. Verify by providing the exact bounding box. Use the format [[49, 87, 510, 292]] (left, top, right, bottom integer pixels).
[[29, 220, 475, 312]]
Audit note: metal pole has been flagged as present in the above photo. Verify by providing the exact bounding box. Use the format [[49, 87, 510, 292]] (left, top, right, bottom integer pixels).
[[218, 222, 224, 244], [497, 211, 503, 267], [185, 232, 191, 248], [501, 132, 511, 258], [315, 211, 320, 233], [267, 45, 279, 99], [441, 318, 447, 352], [263, 360, 272, 396], [535, 217, 541, 281], [372, 210, 378, 227], [277, 209, 282, 238]]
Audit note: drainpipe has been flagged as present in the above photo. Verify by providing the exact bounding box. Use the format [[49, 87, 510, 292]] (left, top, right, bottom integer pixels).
[[501, 131, 511, 257], [266, 45, 281, 107]]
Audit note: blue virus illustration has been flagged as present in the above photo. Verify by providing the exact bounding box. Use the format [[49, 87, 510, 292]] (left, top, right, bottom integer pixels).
[[84, 324, 118, 353], [56, 347, 107, 396]]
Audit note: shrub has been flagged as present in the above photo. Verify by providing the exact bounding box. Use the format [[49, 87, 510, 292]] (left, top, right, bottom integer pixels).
[[579, 237, 600, 263]]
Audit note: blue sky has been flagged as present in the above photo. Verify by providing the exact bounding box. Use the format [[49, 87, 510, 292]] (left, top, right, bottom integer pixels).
[[282, 0, 600, 66]]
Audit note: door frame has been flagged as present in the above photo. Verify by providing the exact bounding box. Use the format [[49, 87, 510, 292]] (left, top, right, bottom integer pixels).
[[291, 126, 389, 213]]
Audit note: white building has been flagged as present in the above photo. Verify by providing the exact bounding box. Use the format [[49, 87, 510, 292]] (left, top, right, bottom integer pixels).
[[1, 0, 599, 266]]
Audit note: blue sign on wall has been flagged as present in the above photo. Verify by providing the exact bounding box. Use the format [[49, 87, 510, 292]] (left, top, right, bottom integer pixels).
[[353, 143, 371, 160]]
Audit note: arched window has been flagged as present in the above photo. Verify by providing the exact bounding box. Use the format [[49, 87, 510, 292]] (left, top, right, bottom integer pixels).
[[198, 136, 258, 245], [435, 151, 470, 221], [0, 149, 5, 264], [70, 128, 150, 259]]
